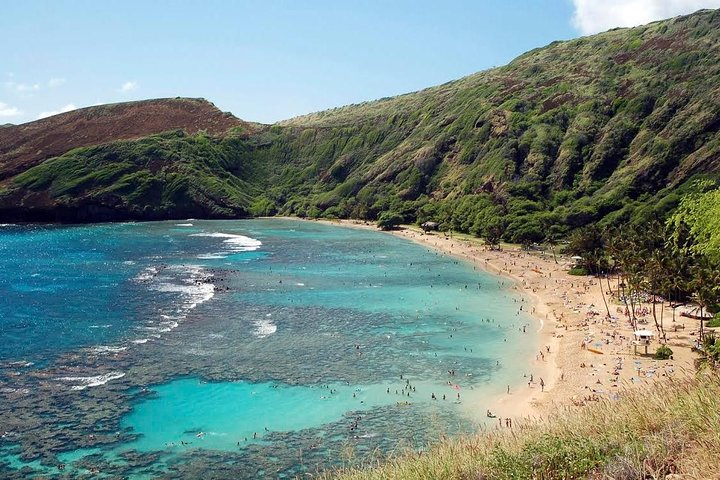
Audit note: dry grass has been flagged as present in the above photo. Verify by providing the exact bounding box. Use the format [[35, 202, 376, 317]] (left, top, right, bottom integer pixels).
[[323, 371, 720, 480]]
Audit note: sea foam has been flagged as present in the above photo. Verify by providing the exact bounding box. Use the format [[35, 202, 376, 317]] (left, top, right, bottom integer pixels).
[[134, 266, 159, 282], [197, 253, 227, 260], [58, 372, 126, 391], [131, 265, 216, 341], [91, 346, 127, 354], [252, 319, 277, 338], [190, 232, 262, 252]]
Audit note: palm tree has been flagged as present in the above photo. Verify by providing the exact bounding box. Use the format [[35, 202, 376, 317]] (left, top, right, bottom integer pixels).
[[691, 258, 720, 344]]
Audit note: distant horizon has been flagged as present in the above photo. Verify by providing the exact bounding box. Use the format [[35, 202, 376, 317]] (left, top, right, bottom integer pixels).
[[2, 1, 720, 125]]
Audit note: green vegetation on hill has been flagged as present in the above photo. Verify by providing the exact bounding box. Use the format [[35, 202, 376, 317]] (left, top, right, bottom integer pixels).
[[1, 10, 720, 234], [1, 130, 264, 221], [255, 9, 720, 243], [670, 179, 720, 262]]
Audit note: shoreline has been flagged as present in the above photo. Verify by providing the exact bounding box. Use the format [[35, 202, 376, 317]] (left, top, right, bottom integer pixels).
[[302, 217, 699, 424]]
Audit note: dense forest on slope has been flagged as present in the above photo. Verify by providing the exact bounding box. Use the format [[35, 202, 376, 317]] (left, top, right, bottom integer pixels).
[[1, 9, 720, 237]]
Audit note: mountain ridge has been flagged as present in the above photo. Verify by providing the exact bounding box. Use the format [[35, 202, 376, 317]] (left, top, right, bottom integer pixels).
[[0, 97, 251, 182], [1, 9, 720, 235]]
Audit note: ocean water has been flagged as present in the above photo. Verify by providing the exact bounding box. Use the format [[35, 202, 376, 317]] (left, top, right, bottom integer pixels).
[[0, 219, 537, 478]]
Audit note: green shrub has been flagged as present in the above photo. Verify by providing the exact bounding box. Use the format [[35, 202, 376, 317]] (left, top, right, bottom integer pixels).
[[654, 345, 673, 360], [568, 267, 589, 276], [377, 211, 403, 230], [249, 197, 277, 217]]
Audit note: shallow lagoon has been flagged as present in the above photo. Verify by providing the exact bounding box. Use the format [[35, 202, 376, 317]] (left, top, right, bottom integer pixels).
[[0, 219, 537, 478]]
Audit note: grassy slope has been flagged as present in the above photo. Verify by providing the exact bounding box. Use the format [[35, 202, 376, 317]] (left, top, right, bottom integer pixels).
[[257, 9, 720, 241], [0, 130, 265, 221], [0, 98, 259, 222], [325, 372, 720, 479]]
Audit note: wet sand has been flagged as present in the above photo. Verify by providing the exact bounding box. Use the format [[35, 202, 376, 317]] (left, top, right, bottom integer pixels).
[[307, 219, 700, 426]]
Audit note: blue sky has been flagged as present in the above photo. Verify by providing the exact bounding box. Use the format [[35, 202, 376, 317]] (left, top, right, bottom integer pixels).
[[2, 0, 719, 124]]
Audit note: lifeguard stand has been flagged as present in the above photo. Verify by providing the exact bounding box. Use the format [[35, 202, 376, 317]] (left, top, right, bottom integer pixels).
[[633, 329, 654, 355]]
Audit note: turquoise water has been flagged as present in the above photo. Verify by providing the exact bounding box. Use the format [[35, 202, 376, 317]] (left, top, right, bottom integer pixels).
[[122, 379, 395, 451], [0, 219, 537, 478]]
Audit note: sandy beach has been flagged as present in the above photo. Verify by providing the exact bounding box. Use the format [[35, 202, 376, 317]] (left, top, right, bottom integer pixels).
[[310, 218, 701, 426]]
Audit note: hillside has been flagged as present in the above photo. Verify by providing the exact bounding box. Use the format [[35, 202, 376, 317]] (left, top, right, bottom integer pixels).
[[260, 9, 720, 241], [0, 97, 250, 180], [0, 98, 260, 221], [1, 10, 720, 230]]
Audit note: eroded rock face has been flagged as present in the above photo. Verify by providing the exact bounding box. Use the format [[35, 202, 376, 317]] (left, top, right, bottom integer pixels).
[[489, 110, 510, 138]]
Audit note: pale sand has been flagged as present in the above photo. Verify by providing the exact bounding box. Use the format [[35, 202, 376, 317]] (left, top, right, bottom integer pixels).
[[307, 218, 702, 425]]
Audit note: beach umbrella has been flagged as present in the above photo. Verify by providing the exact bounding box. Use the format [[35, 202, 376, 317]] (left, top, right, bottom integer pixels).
[[685, 306, 713, 319]]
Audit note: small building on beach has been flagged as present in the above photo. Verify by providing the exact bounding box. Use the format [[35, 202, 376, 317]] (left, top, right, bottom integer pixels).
[[633, 329, 655, 355]]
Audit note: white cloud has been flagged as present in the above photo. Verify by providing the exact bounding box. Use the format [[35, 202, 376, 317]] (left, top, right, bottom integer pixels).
[[119, 81, 139, 93], [4, 81, 40, 93], [571, 0, 720, 35], [0, 101, 22, 117], [37, 103, 77, 120], [48, 77, 66, 88]]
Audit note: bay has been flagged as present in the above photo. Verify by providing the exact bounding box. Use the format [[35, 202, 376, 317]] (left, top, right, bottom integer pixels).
[[0, 219, 536, 478]]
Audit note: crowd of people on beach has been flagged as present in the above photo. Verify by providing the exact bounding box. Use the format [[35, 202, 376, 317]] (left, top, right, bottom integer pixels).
[[389, 225, 698, 431]]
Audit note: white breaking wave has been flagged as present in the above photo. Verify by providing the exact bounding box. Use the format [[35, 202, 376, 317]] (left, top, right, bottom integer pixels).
[[158, 320, 179, 332], [134, 265, 216, 338], [91, 346, 127, 354], [252, 319, 277, 338], [119, 264, 218, 351], [59, 372, 126, 391], [197, 253, 227, 260], [151, 266, 215, 308], [4, 361, 34, 368], [175, 223, 194, 227], [190, 232, 262, 252]]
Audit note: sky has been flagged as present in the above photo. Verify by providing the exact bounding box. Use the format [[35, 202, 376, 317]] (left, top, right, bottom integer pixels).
[[2, 0, 720, 125]]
